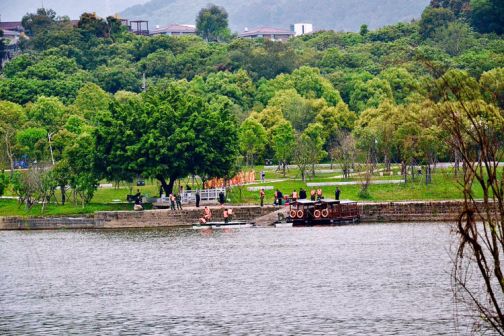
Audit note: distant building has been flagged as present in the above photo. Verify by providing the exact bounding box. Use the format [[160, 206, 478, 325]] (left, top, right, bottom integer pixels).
[[239, 27, 294, 41], [2, 29, 21, 44], [0, 21, 24, 32], [129, 20, 149, 35], [290, 23, 313, 36], [150, 24, 196, 36]]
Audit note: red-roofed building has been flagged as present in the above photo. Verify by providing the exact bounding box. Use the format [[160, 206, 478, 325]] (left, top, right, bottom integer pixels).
[[150, 24, 196, 36], [239, 27, 294, 41]]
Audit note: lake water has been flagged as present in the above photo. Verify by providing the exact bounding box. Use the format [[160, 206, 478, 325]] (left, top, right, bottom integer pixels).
[[0, 223, 475, 335]]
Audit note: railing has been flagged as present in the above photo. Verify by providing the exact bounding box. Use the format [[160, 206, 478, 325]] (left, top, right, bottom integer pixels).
[[157, 188, 226, 204]]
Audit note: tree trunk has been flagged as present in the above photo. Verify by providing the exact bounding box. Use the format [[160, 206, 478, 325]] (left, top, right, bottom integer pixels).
[[5, 134, 15, 179], [60, 184, 66, 205], [157, 175, 177, 195]]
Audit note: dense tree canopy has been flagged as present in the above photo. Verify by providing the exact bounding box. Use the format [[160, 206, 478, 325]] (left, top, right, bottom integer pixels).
[[0, 3, 502, 202]]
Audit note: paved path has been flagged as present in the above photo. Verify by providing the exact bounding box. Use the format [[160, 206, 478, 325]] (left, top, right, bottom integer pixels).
[[307, 180, 405, 187]]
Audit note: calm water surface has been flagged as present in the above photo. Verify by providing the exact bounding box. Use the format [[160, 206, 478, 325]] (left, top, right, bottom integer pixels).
[[0, 223, 473, 335]]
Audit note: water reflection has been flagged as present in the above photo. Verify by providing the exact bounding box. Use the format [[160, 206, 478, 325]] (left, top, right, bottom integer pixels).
[[0, 223, 473, 335]]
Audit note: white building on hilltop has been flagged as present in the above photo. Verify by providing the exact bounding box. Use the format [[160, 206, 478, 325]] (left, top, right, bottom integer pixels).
[[290, 23, 313, 36]]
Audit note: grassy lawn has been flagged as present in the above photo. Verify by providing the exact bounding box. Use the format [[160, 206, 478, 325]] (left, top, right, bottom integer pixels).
[[227, 169, 479, 205], [0, 200, 133, 217], [0, 166, 478, 217]]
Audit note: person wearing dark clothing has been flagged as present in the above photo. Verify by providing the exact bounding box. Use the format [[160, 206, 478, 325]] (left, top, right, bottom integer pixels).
[[218, 191, 225, 205], [335, 187, 341, 201], [134, 189, 141, 204], [176, 194, 183, 210], [276, 189, 283, 206], [299, 189, 307, 200], [260, 189, 265, 207], [195, 190, 201, 208]]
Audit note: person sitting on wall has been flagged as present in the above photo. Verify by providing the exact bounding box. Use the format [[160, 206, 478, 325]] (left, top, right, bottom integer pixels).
[[133, 190, 143, 211], [134, 189, 142, 203], [223, 208, 229, 224], [203, 206, 212, 221]]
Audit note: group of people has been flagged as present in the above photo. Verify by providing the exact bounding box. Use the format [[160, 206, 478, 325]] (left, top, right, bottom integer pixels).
[[168, 193, 183, 210], [198, 206, 233, 224], [259, 187, 342, 206]]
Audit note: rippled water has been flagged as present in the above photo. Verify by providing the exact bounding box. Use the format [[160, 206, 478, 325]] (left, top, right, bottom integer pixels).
[[0, 223, 475, 335]]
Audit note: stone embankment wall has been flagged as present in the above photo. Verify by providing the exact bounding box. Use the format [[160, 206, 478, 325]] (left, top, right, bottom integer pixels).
[[0, 206, 277, 230], [359, 201, 468, 222], [0, 201, 495, 230], [359, 200, 499, 222]]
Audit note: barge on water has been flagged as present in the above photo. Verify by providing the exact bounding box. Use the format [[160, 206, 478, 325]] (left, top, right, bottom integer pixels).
[[287, 199, 360, 226]]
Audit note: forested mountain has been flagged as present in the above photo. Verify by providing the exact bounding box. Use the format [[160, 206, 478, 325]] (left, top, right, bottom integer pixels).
[[120, 0, 430, 32], [1, 0, 148, 21]]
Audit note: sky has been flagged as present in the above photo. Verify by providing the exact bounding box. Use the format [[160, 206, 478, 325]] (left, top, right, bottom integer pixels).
[[0, 0, 148, 21]]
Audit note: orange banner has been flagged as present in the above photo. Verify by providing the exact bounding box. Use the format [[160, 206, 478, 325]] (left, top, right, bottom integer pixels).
[[204, 171, 256, 189]]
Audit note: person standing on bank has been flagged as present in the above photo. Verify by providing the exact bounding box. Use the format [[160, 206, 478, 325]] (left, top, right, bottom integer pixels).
[[195, 190, 201, 208], [292, 190, 298, 202], [260, 188, 265, 207], [276, 189, 283, 206], [169, 193, 176, 211], [335, 187, 341, 201], [218, 191, 225, 206], [176, 193, 183, 210], [299, 188, 307, 200]]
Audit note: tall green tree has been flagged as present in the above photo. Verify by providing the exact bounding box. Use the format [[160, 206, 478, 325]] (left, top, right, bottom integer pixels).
[[0, 101, 26, 176], [21, 8, 57, 36], [196, 4, 230, 42], [271, 121, 295, 176], [419, 6, 455, 38], [95, 82, 239, 194], [238, 118, 267, 166]]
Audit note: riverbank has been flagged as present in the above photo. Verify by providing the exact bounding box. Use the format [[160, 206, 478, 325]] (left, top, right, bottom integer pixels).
[[0, 201, 483, 230], [0, 167, 478, 218]]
